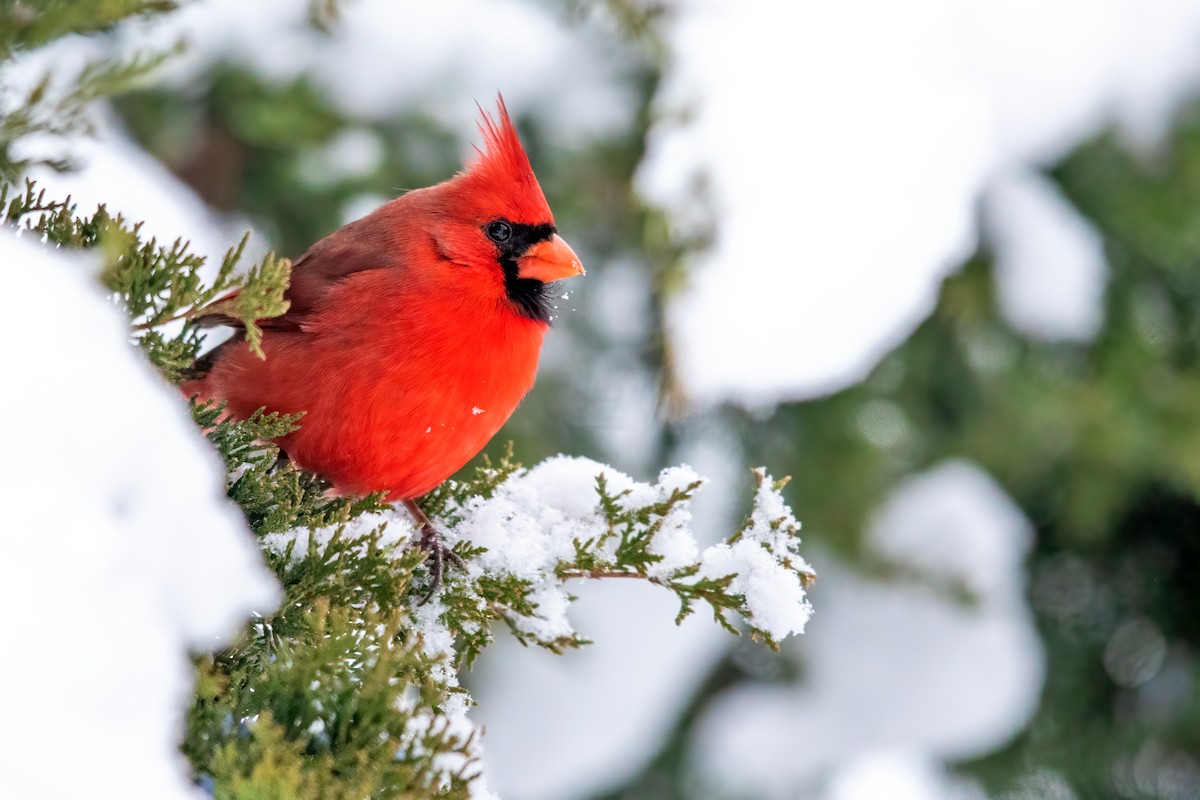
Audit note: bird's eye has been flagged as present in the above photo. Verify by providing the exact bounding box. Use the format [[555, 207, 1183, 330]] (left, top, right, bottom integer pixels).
[[486, 221, 513, 244]]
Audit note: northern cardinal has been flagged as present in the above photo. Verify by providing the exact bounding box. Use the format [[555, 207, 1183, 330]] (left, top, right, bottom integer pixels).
[[184, 98, 584, 592]]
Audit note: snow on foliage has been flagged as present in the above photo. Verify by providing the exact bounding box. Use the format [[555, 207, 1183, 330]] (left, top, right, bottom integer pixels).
[[0, 229, 279, 799], [272, 455, 814, 652], [257, 456, 814, 793], [699, 473, 814, 641], [444, 456, 813, 644]]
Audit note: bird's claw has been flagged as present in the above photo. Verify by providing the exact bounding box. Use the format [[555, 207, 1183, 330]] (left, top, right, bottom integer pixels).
[[404, 499, 466, 605], [416, 522, 467, 605]]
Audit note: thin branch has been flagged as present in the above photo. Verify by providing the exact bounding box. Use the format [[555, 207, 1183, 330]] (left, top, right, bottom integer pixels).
[[558, 569, 656, 581]]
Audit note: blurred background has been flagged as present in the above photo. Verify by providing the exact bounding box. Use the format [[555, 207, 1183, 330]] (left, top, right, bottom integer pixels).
[[14, 1, 1200, 798]]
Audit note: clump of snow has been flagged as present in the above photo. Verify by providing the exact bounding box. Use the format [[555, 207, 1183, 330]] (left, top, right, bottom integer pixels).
[[0, 230, 279, 798], [444, 457, 814, 644], [698, 471, 814, 640], [271, 455, 813, 648], [469, 426, 750, 800], [985, 169, 1107, 341], [447, 456, 710, 636], [456, 456, 698, 574], [866, 460, 1032, 602]]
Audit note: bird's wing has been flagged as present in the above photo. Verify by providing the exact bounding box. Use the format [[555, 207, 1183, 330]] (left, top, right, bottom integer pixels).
[[194, 222, 394, 333]]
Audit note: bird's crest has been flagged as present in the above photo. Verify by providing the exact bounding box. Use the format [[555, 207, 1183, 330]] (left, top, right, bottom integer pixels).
[[459, 96, 553, 225]]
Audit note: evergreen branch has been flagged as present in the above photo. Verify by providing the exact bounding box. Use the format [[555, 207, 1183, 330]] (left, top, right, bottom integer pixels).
[[0, 42, 182, 179], [2, 180, 293, 369], [0, 1, 177, 54]]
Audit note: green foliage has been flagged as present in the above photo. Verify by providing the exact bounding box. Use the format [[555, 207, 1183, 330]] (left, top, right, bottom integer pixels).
[[0, 0, 175, 53], [1, 180, 290, 370], [0, 0, 180, 178]]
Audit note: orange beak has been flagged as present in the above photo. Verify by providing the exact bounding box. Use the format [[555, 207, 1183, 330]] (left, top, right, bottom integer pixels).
[[517, 234, 586, 283]]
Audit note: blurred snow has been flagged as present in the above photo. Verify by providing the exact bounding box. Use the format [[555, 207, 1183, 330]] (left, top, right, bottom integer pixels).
[[130, 0, 633, 144], [298, 128, 387, 185], [0, 36, 250, 267], [640, 0, 989, 403], [824, 751, 987, 800], [867, 460, 1034, 602], [689, 461, 1042, 798], [0, 231, 278, 798], [642, 0, 1200, 404], [13, 108, 256, 268], [472, 581, 729, 800], [985, 170, 1107, 340]]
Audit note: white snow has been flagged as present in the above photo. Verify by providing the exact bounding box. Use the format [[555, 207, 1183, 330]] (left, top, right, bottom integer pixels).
[[866, 460, 1034, 602], [0, 230, 279, 799], [123, 0, 632, 144], [641, 0, 1200, 405], [472, 581, 730, 800], [698, 472, 813, 640], [440, 456, 810, 642], [825, 750, 987, 800], [986, 169, 1107, 340], [449, 456, 712, 634]]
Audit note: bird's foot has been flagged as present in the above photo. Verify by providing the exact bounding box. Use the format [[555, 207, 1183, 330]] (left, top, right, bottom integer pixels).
[[403, 499, 466, 605]]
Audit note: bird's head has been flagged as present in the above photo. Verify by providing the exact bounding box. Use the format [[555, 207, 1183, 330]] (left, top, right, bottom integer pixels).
[[427, 97, 585, 323]]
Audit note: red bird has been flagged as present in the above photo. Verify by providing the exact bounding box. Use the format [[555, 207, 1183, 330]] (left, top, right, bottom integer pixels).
[[184, 99, 584, 590]]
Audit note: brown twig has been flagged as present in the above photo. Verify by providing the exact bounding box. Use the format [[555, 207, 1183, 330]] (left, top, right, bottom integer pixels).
[[558, 569, 653, 581]]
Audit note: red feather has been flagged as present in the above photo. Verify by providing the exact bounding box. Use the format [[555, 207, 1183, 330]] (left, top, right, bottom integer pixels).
[[184, 97, 583, 501]]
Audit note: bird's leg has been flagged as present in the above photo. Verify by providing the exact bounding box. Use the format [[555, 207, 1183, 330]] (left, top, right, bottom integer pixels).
[[403, 498, 466, 605]]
